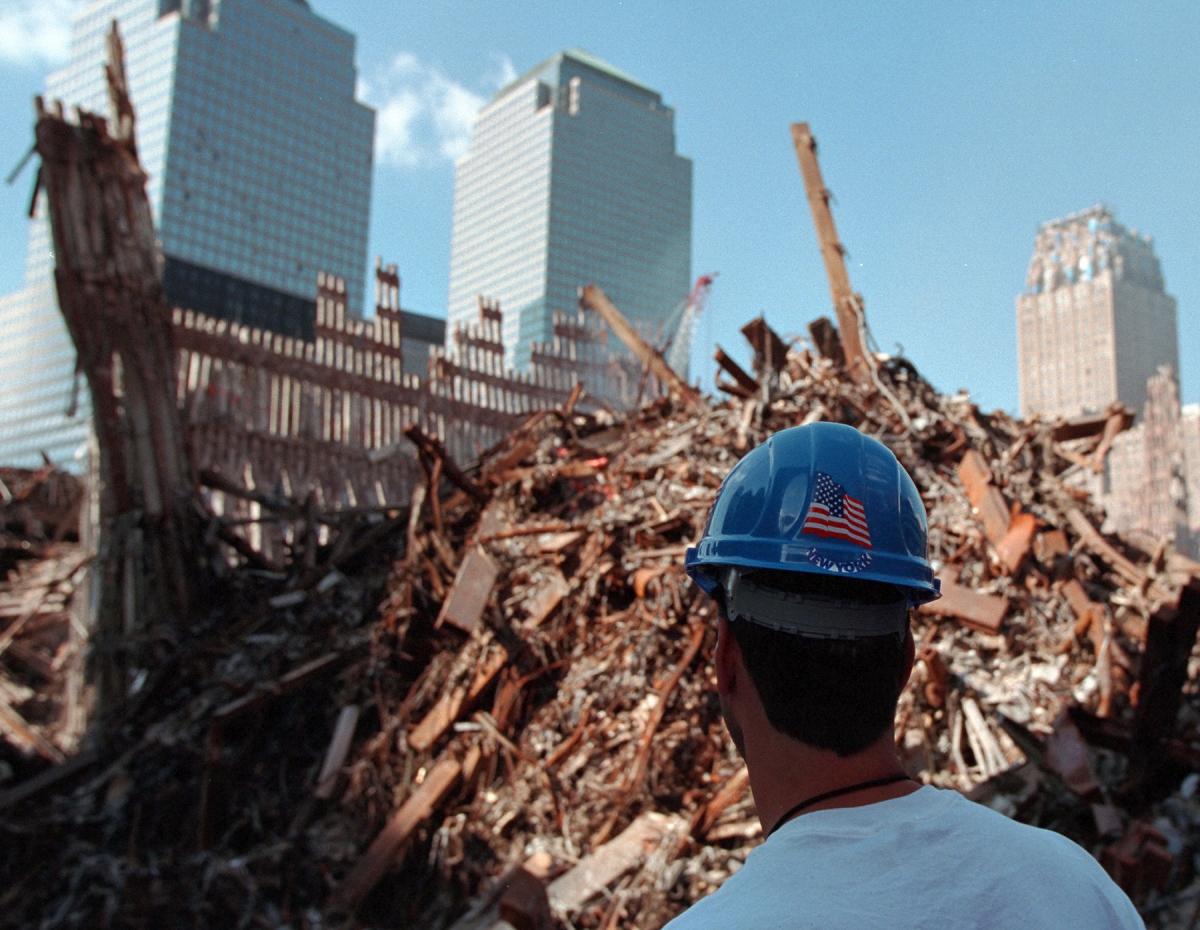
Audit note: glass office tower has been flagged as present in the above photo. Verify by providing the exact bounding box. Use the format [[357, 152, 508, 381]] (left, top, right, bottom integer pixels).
[[0, 0, 373, 468], [448, 50, 692, 370]]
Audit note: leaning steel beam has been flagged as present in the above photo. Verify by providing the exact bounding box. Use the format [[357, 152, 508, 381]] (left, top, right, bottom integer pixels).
[[790, 122, 872, 386], [578, 285, 700, 407]]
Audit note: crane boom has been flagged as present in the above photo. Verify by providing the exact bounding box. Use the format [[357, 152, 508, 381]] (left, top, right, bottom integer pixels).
[[664, 273, 716, 379]]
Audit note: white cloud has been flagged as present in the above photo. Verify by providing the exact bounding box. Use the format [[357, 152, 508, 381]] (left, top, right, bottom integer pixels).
[[364, 52, 516, 169], [488, 53, 518, 89], [431, 78, 484, 161], [0, 0, 73, 68], [375, 90, 423, 168]]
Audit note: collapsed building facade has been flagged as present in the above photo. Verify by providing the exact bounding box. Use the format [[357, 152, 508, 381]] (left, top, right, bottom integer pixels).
[[178, 262, 639, 563]]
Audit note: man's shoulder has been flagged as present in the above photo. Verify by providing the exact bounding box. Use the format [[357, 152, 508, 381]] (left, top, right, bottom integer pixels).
[[663, 789, 1144, 929]]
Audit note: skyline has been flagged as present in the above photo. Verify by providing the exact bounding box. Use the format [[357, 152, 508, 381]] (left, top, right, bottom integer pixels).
[[0, 1, 1196, 415]]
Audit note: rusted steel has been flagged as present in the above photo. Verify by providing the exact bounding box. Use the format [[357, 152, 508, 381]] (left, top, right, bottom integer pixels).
[[1101, 821, 1174, 902], [1034, 528, 1069, 566], [409, 644, 509, 752], [620, 618, 705, 800], [790, 122, 871, 385], [1065, 509, 1147, 588], [0, 696, 64, 763], [405, 424, 488, 506], [578, 285, 700, 407], [333, 755, 463, 911], [1050, 404, 1135, 444], [212, 652, 345, 722], [957, 450, 1012, 545], [1129, 583, 1200, 786], [807, 316, 846, 367], [436, 546, 500, 634], [740, 316, 789, 380], [996, 510, 1037, 574], [695, 767, 751, 839], [919, 572, 1009, 634], [1090, 403, 1135, 473], [547, 812, 684, 916], [918, 645, 949, 709], [713, 347, 759, 395], [563, 382, 584, 416], [524, 569, 569, 627], [34, 24, 200, 712]]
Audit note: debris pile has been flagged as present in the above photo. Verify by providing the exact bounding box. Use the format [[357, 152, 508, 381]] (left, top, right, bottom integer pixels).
[[1, 321, 1198, 929], [0, 467, 88, 774]]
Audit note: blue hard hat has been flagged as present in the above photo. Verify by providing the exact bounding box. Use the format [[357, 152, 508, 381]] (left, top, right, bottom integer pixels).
[[685, 423, 940, 606]]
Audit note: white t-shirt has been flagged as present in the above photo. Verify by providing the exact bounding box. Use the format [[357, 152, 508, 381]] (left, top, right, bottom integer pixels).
[[664, 785, 1143, 929]]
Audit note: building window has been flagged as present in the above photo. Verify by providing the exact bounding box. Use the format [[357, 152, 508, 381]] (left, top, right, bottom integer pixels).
[[568, 76, 581, 116]]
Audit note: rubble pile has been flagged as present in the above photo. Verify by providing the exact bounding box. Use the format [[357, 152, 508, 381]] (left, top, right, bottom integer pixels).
[[0, 467, 88, 775], [1, 326, 1199, 929]]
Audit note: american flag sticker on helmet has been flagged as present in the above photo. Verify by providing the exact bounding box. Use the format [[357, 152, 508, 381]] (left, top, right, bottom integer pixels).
[[801, 472, 872, 548]]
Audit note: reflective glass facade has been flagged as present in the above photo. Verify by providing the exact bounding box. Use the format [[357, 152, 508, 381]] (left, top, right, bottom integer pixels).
[[0, 0, 373, 468], [448, 50, 692, 370]]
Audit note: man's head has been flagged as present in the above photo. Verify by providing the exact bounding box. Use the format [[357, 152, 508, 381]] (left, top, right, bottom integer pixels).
[[714, 570, 914, 758], [685, 423, 936, 760]]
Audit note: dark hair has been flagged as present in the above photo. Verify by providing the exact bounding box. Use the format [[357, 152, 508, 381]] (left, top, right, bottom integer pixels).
[[725, 570, 910, 757]]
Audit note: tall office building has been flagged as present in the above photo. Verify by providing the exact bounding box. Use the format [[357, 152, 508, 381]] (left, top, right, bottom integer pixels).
[[1016, 204, 1178, 420], [447, 49, 692, 371], [0, 0, 373, 468]]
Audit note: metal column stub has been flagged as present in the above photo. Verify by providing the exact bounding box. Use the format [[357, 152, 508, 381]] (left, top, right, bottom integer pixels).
[[436, 546, 500, 634], [1129, 581, 1200, 790]]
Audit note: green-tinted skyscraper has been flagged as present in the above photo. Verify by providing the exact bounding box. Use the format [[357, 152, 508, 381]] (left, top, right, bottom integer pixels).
[[447, 50, 692, 371]]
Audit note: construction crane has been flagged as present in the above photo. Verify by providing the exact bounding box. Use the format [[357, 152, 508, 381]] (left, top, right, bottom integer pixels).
[[660, 273, 717, 380]]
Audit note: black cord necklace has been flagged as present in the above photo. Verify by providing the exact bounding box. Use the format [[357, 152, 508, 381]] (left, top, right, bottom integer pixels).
[[766, 773, 913, 838]]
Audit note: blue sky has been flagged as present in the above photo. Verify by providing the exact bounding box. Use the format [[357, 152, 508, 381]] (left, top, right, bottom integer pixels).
[[0, 1, 1196, 413]]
